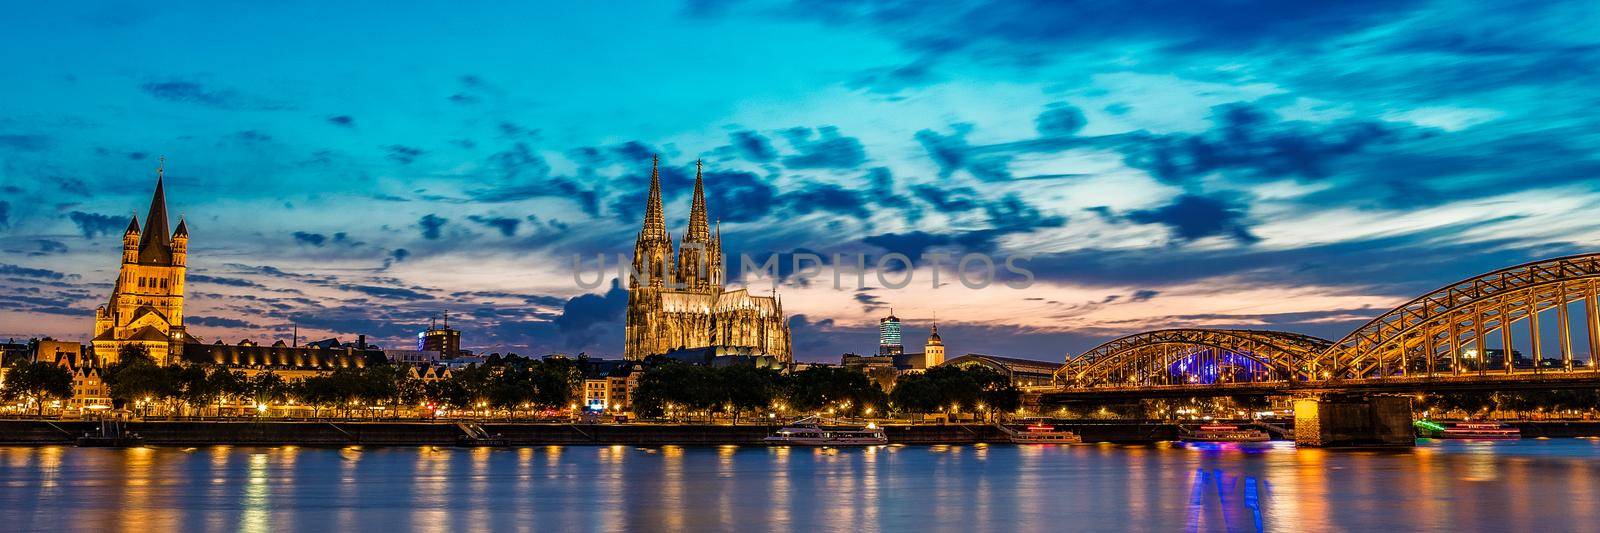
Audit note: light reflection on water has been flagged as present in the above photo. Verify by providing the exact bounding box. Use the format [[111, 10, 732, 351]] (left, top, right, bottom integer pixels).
[[1, 440, 1598, 532]]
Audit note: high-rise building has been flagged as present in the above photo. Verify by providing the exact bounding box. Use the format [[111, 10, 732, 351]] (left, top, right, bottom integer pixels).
[[418, 314, 462, 358], [92, 162, 189, 366], [623, 157, 792, 361], [924, 322, 945, 368], [879, 311, 902, 356]]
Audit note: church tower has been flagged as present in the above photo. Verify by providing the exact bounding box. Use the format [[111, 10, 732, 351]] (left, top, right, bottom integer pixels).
[[924, 322, 945, 368], [92, 161, 189, 366], [675, 160, 717, 293], [623, 156, 791, 362]]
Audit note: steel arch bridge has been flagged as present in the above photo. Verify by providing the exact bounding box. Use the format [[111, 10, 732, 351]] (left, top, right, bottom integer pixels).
[[1055, 329, 1331, 388], [1049, 253, 1600, 394]]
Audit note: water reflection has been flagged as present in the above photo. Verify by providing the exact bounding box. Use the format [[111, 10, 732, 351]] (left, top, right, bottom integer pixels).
[[0, 440, 1596, 532]]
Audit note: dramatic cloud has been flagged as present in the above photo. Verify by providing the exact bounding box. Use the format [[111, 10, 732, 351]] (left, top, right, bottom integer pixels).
[[67, 211, 125, 239], [291, 231, 327, 246], [0, 134, 51, 151], [467, 215, 520, 237], [780, 127, 867, 169], [730, 131, 778, 162], [0, 264, 68, 280], [384, 145, 425, 165], [1125, 194, 1260, 244], [4, 2, 1598, 361], [139, 80, 289, 110], [417, 214, 448, 240]]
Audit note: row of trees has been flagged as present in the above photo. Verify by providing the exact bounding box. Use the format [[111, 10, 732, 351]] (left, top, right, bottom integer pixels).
[[633, 363, 1021, 422], [8, 344, 1019, 420], [82, 345, 583, 417], [1419, 390, 1600, 417]]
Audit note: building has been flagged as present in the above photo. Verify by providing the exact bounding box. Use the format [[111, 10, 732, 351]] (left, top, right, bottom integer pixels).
[[664, 345, 786, 369], [92, 164, 190, 366], [34, 339, 85, 366], [841, 353, 897, 372], [385, 349, 443, 365], [418, 315, 462, 358], [940, 353, 1062, 388], [179, 338, 386, 379], [923, 323, 945, 368], [67, 367, 111, 411], [878, 311, 902, 356], [580, 360, 643, 413], [624, 158, 792, 362]]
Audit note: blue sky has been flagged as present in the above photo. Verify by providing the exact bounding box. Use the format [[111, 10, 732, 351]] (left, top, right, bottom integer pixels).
[[2, 0, 1598, 362]]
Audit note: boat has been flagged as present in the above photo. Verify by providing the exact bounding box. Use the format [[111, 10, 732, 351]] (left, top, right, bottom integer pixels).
[[764, 419, 887, 446], [999, 422, 1082, 444], [76, 421, 145, 448], [454, 422, 508, 447], [1181, 424, 1271, 443], [1430, 421, 1521, 440]]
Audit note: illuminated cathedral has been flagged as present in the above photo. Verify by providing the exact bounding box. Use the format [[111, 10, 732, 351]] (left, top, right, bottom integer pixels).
[[92, 164, 189, 366], [623, 157, 792, 361]]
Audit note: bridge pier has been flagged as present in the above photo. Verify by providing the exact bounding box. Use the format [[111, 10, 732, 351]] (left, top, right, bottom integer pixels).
[[1292, 395, 1414, 447]]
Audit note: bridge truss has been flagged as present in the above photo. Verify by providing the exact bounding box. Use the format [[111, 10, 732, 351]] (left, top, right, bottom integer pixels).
[[1051, 253, 1600, 392]]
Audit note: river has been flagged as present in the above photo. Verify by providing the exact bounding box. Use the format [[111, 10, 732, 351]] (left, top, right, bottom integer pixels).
[[1, 439, 1597, 532]]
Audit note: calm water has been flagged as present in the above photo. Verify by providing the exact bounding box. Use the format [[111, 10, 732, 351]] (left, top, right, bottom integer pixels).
[[2, 439, 1598, 532]]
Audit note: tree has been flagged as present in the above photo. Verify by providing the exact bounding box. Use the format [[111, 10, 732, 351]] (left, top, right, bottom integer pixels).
[[105, 355, 178, 413], [786, 366, 887, 416], [248, 372, 289, 408], [888, 366, 1019, 417], [1, 361, 74, 415], [720, 365, 781, 424]]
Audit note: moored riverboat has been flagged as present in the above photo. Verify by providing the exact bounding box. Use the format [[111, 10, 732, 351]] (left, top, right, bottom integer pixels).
[[765, 420, 887, 446], [1181, 424, 1271, 443], [1000, 422, 1083, 444]]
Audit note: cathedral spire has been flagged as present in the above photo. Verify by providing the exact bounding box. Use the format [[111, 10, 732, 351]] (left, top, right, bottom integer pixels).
[[685, 159, 710, 243], [137, 158, 173, 264], [640, 155, 666, 240]]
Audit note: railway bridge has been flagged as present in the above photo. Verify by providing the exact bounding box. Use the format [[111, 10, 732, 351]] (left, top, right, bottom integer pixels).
[[1039, 253, 1600, 446]]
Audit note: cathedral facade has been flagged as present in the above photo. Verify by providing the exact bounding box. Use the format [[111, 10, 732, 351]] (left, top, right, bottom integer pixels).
[[92, 168, 189, 366], [623, 158, 792, 362]]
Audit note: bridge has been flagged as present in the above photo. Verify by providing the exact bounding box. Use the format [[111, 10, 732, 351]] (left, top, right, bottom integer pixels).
[[1037, 252, 1600, 446]]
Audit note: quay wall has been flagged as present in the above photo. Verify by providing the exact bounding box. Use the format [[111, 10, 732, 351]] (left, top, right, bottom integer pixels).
[[0, 420, 1181, 446]]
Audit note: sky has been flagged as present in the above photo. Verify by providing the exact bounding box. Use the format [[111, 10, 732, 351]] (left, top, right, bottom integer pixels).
[[2, 1, 1598, 363]]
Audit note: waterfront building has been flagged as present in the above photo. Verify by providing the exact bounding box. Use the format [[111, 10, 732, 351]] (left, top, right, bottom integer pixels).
[[418, 315, 462, 358], [92, 165, 190, 366], [579, 360, 642, 413], [624, 157, 792, 361], [67, 366, 111, 411], [940, 353, 1061, 388], [179, 338, 386, 379], [878, 311, 902, 356]]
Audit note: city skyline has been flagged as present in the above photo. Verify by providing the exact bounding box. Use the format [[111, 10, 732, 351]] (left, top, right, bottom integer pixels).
[[3, 1, 1599, 362]]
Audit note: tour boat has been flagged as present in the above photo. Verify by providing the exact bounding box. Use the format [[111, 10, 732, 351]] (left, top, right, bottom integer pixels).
[[1005, 423, 1082, 444], [76, 421, 144, 448], [1181, 424, 1271, 443], [1436, 421, 1521, 440], [764, 420, 887, 446]]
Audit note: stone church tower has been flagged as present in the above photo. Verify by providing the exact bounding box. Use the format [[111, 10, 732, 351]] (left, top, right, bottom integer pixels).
[[623, 157, 791, 361], [92, 164, 189, 366]]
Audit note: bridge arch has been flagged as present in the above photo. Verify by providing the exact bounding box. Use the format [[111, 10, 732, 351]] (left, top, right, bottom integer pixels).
[[1056, 329, 1331, 388], [1319, 253, 1600, 380]]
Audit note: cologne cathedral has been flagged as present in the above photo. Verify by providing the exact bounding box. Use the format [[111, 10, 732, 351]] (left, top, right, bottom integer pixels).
[[623, 157, 792, 361]]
